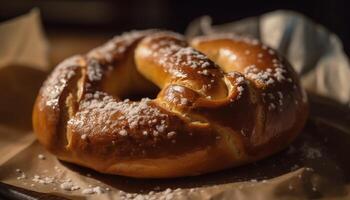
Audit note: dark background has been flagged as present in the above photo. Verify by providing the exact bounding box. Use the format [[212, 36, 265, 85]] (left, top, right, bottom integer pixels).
[[1, 0, 349, 55]]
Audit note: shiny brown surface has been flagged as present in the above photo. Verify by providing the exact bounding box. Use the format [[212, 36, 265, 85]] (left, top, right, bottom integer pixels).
[[32, 31, 308, 178]]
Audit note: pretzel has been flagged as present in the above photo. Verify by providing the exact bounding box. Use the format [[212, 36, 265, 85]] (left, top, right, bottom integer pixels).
[[33, 30, 308, 178]]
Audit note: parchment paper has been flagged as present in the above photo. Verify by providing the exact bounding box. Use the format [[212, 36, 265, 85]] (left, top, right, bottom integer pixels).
[[0, 9, 350, 200]]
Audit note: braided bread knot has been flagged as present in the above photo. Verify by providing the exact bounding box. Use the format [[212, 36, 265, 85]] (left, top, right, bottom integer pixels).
[[33, 30, 308, 178]]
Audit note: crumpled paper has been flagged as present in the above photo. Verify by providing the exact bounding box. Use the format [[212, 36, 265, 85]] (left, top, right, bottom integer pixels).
[[0, 9, 350, 200], [0, 9, 47, 165]]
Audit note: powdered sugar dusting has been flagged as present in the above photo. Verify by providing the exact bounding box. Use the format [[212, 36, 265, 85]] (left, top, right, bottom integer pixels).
[[262, 91, 285, 111], [144, 35, 222, 95], [88, 30, 155, 62], [68, 92, 170, 138], [41, 56, 81, 108], [243, 64, 288, 86], [241, 54, 293, 112], [162, 85, 194, 106], [87, 59, 104, 82], [161, 46, 217, 78]]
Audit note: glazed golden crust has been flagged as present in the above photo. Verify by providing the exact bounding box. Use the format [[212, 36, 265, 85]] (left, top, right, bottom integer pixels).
[[33, 30, 308, 178]]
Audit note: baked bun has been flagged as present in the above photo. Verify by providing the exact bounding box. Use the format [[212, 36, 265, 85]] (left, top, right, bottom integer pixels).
[[33, 30, 308, 178]]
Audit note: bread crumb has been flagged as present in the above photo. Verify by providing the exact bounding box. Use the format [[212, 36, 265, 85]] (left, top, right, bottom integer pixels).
[[81, 134, 87, 140], [38, 154, 46, 160]]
